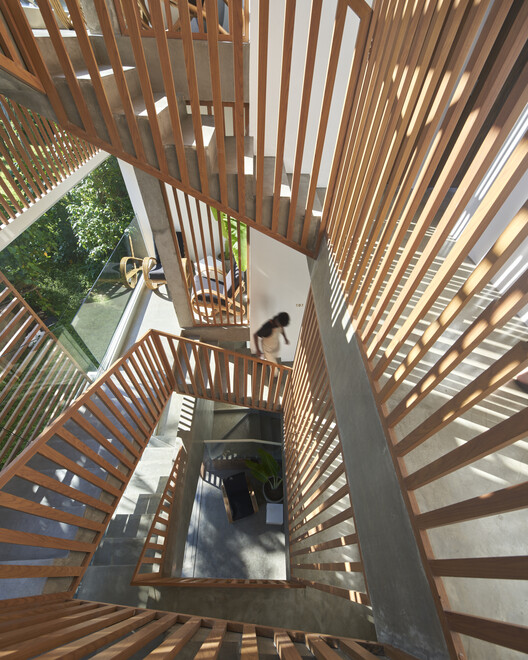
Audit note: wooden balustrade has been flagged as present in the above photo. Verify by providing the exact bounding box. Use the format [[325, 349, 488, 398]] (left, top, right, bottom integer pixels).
[[283, 292, 370, 605], [0, 594, 397, 658], [0, 0, 372, 257], [113, 0, 249, 42], [0, 272, 91, 469], [164, 185, 250, 326], [320, 0, 528, 656], [0, 96, 98, 227], [0, 328, 289, 599]]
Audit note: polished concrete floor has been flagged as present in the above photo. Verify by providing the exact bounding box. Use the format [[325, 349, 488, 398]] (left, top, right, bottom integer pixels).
[[182, 462, 287, 580]]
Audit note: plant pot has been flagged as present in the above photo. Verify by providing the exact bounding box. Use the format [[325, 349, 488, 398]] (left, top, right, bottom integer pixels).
[[263, 480, 283, 503]]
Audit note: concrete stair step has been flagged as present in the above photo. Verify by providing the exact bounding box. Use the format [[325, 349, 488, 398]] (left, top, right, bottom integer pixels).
[[53, 65, 141, 142], [256, 157, 292, 233]]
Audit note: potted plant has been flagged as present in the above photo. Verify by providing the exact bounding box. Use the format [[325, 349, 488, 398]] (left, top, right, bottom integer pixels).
[[246, 448, 283, 503]]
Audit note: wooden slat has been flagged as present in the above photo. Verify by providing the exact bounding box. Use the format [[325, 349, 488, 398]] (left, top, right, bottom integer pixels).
[[405, 406, 528, 491], [301, 0, 347, 248], [37, 1, 96, 136], [143, 616, 201, 658], [37, 444, 122, 498], [36, 611, 157, 660], [90, 613, 179, 660], [0, 527, 94, 554], [232, 0, 245, 215], [430, 556, 528, 580], [416, 481, 528, 529], [444, 611, 528, 654], [306, 634, 342, 660], [177, 0, 209, 195], [16, 465, 112, 513], [149, 0, 189, 185], [62, 0, 122, 149], [93, 0, 146, 162], [0, 490, 105, 531], [396, 340, 528, 456], [0, 607, 134, 658], [286, 0, 322, 240], [195, 620, 226, 660], [274, 630, 302, 659], [355, 0, 520, 330], [338, 639, 378, 659], [254, 0, 269, 226], [388, 261, 528, 426], [241, 624, 259, 659], [271, 0, 296, 234]]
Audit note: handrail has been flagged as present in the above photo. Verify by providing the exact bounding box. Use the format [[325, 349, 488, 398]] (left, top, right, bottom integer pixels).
[[0, 329, 289, 597]]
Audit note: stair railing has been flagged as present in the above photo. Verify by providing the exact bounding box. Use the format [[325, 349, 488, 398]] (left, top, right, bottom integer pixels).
[[0, 329, 290, 599], [113, 0, 249, 42], [0, 0, 372, 256], [0, 595, 401, 659]]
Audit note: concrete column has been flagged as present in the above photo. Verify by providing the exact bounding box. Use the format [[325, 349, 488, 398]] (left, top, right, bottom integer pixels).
[[128, 167, 193, 327], [307, 241, 450, 660]]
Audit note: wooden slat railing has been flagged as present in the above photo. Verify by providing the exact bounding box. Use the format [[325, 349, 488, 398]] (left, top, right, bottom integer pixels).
[[0, 329, 172, 598], [0, 0, 372, 257], [165, 185, 249, 326], [113, 0, 249, 42], [0, 96, 98, 227], [160, 332, 290, 410], [0, 595, 398, 659], [0, 272, 91, 469], [319, 0, 528, 656], [0, 328, 289, 600], [283, 292, 370, 605]]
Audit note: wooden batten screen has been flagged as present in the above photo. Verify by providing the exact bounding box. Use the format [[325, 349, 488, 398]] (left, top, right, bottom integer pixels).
[[0, 595, 398, 659], [0, 271, 90, 469], [0, 96, 98, 227], [0, 329, 289, 601], [113, 0, 250, 42], [161, 332, 290, 411], [0, 0, 372, 257], [323, 0, 528, 657], [283, 291, 369, 605], [166, 186, 249, 326], [0, 329, 172, 600]]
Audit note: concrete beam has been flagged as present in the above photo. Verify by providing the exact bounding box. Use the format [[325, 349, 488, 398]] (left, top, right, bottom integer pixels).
[[308, 241, 450, 660]]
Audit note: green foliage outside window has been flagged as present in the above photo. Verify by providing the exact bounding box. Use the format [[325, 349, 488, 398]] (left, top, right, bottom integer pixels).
[[0, 156, 134, 324]]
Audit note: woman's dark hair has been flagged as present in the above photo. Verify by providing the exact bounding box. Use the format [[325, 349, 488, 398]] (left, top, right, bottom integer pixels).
[[275, 312, 290, 327]]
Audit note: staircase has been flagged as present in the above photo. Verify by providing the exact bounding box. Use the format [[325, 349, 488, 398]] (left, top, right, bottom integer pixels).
[[0, 4, 327, 254]]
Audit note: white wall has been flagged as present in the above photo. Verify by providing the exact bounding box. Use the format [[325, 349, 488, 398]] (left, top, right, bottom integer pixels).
[[249, 0, 360, 187], [250, 231, 311, 362]]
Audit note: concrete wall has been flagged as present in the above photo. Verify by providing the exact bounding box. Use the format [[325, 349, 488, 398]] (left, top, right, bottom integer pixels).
[[249, 231, 311, 362], [308, 241, 451, 659], [168, 397, 214, 576]]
